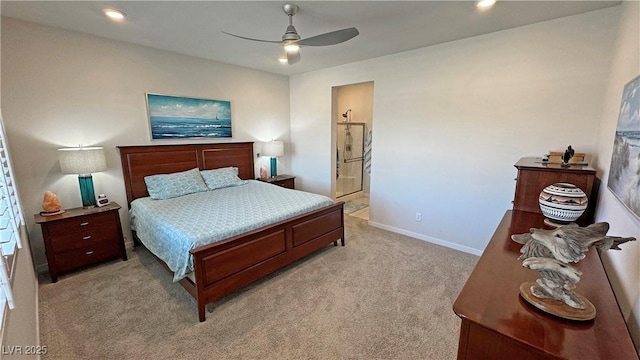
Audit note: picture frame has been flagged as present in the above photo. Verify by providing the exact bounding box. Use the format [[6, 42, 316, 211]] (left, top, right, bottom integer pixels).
[[146, 93, 232, 140], [606, 74, 640, 218]]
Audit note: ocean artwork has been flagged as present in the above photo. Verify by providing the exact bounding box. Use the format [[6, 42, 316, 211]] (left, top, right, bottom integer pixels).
[[607, 75, 640, 218], [146, 94, 232, 139]]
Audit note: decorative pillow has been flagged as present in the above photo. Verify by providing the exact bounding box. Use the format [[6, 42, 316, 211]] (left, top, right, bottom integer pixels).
[[200, 167, 247, 190], [144, 168, 208, 200]]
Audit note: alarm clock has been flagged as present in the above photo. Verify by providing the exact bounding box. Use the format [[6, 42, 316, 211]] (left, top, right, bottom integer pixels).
[[96, 194, 110, 207]]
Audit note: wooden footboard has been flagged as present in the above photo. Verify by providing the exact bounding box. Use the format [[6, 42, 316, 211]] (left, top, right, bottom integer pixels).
[[190, 202, 344, 322]]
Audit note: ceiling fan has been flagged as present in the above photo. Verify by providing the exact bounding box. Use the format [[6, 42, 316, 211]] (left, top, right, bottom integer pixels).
[[222, 3, 359, 65]]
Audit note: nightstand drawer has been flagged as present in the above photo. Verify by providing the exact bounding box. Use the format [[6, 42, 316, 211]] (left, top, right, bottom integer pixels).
[[53, 240, 120, 273], [275, 178, 295, 189], [49, 225, 118, 254], [46, 212, 114, 236]]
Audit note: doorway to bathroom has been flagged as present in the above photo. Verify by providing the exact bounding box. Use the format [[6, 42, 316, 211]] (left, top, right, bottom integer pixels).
[[332, 81, 374, 220]]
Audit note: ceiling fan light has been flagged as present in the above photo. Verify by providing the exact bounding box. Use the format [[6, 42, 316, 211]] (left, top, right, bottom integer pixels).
[[284, 43, 300, 52]]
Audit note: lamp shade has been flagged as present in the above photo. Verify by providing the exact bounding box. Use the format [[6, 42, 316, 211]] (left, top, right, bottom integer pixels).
[[262, 141, 284, 157], [58, 147, 107, 175]]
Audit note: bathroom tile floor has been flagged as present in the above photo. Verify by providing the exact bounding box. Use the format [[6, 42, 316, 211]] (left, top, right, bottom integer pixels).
[[345, 195, 369, 221]]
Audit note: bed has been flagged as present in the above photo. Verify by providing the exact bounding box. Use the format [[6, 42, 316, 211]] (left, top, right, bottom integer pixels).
[[118, 142, 345, 322]]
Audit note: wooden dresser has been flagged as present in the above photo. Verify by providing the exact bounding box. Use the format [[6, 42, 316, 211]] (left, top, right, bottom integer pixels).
[[35, 202, 127, 282], [513, 157, 597, 225], [453, 210, 638, 359]]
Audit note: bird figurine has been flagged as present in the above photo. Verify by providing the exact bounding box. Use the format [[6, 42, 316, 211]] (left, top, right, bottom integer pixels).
[[561, 145, 575, 167], [512, 222, 635, 315]]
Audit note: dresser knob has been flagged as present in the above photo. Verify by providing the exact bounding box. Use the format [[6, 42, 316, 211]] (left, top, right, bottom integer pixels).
[[80, 222, 89, 226], [83, 236, 92, 240], [85, 251, 94, 255]]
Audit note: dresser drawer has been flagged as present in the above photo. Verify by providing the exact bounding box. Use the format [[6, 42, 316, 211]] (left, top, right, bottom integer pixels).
[[53, 240, 120, 273], [46, 212, 115, 237], [49, 224, 119, 254]]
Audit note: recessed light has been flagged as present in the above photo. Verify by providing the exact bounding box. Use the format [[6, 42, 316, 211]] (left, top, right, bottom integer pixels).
[[278, 56, 288, 64], [476, 0, 496, 9], [103, 8, 126, 21]]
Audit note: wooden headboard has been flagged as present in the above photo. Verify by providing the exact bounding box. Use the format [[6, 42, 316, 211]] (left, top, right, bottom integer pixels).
[[118, 142, 254, 207]]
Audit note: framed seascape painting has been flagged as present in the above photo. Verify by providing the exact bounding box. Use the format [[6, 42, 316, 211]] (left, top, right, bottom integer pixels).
[[146, 93, 232, 139], [607, 74, 640, 218]]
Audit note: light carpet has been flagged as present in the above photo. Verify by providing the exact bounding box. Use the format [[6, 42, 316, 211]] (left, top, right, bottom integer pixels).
[[39, 216, 478, 359]]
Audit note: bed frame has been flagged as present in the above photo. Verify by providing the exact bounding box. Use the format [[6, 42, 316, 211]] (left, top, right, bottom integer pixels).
[[118, 142, 344, 322]]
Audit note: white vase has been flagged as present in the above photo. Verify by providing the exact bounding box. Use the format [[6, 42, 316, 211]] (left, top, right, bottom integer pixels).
[[538, 183, 588, 223]]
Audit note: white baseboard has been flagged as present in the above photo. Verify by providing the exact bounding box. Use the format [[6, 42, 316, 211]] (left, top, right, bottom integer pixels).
[[367, 221, 483, 256]]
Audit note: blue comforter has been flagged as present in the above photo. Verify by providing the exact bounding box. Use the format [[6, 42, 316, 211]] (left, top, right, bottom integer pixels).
[[130, 180, 334, 281]]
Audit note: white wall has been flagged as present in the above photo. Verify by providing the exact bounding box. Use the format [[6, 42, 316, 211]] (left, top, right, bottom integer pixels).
[[594, 0, 640, 350], [1, 228, 39, 359], [0, 17, 39, 356], [291, 7, 619, 254], [1, 17, 291, 269]]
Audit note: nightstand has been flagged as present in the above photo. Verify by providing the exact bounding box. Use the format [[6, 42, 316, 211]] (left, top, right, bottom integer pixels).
[[34, 202, 127, 282], [257, 174, 295, 189]]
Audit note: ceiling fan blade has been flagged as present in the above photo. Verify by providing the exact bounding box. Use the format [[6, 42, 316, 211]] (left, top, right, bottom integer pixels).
[[287, 51, 301, 65], [222, 31, 282, 44], [297, 27, 359, 46]]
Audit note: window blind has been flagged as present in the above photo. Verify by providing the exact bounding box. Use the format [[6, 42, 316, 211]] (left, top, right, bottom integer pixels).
[[0, 112, 24, 326]]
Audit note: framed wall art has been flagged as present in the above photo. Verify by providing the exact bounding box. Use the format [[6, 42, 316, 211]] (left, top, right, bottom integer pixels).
[[607, 74, 640, 218], [146, 93, 232, 139]]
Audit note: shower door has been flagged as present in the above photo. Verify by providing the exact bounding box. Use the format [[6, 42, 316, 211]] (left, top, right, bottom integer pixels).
[[336, 122, 365, 198]]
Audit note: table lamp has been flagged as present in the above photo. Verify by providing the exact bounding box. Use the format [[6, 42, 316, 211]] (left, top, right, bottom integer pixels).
[[58, 146, 107, 207], [262, 140, 284, 177]]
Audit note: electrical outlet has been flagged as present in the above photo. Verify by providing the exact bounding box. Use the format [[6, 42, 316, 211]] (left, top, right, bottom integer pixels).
[[415, 212, 422, 222]]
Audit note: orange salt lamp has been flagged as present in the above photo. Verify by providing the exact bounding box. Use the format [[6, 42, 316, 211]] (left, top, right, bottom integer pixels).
[[42, 191, 62, 213]]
